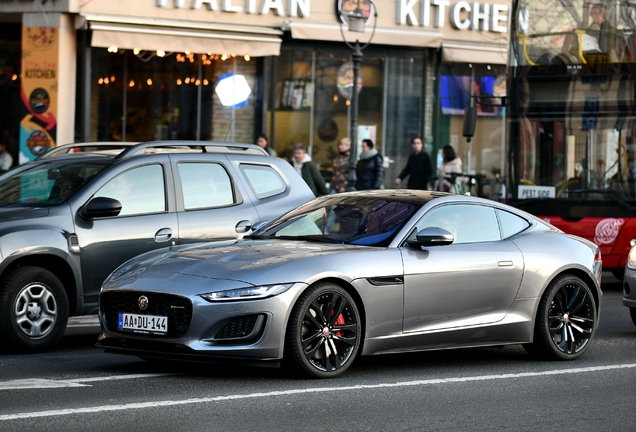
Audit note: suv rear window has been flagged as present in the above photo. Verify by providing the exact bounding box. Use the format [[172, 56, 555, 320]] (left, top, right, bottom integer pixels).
[[240, 164, 286, 199]]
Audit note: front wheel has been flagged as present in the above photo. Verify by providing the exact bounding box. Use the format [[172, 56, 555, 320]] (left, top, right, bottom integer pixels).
[[0, 266, 69, 352], [524, 274, 596, 360], [284, 283, 361, 379]]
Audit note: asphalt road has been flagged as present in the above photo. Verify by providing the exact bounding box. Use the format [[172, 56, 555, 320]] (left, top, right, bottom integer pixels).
[[0, 273, 634, 432]]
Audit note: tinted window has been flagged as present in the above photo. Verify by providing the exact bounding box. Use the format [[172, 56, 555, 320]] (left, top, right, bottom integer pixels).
[[240, 164, 286, 199], [497, 209, 530, 238], [95, 164, 165, 216], [414, 204, 501, 244], [178, 162, 234, 210]]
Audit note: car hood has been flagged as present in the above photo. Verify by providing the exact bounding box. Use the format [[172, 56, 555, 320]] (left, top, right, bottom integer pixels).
[[0, 207, 49, 222], [104, 239, 386, 291]]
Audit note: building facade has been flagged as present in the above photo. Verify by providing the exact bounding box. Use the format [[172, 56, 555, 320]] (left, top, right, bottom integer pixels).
[[0, 0, 509, 186]]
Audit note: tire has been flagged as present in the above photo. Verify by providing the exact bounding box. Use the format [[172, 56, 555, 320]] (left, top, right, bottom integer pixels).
[[0, 266, 69, 352], [630, 308, 636, 328], [284, 283, 361, 379], [524, 274, 596, 360]]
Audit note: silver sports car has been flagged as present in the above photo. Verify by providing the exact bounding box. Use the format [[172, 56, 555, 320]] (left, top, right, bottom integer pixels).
[[98, 190, 603, 378]]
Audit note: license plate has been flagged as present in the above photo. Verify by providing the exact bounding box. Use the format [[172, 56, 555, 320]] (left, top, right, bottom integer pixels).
[[118, 312, 168, 335]]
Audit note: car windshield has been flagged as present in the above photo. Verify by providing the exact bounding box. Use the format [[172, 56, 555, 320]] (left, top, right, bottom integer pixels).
[[254, 196, 421, 247], [0, 160, 110, 207]]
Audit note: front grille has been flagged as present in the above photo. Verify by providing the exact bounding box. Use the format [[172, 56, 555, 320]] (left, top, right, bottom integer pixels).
[[100, 291, 193, 338], [215, 315, 260, 340]]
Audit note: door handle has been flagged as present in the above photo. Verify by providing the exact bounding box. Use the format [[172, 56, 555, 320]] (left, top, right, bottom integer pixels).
[[154, 228, 173, 242], [235, 220, 252, 234], [497, 260, 513, 267]]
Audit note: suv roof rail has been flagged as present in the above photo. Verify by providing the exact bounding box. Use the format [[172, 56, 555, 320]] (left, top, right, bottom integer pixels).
[[115, 141, 268, 159], [38, 142, 139, 159]]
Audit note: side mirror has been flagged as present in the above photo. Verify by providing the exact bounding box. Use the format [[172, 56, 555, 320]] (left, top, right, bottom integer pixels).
[[79, 197, 122, 219], [408, 227, 454, 247]]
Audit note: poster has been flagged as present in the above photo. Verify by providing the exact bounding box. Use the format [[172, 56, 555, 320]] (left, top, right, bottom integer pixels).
[[19, 27, 58, 163], [280, 79, 313, 110]]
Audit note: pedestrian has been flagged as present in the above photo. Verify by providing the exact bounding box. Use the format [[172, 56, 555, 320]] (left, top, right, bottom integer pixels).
[[394, 136, 432, 189], [330, 137, 351, 193], [291, 144, 328, 196], [435, 144, 463, 192], [355, 139, 384, 190], [0, 142, 13, 173], [256, 133, 277, 157]]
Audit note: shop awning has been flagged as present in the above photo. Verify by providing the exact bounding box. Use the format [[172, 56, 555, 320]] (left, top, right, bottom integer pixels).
[[78, 14, 282, 57], [442, 42, 508, 64], [286, 21, 443, 48]]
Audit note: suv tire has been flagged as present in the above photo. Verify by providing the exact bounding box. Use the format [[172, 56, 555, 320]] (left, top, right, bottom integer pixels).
[[0, 267, 69, 352]]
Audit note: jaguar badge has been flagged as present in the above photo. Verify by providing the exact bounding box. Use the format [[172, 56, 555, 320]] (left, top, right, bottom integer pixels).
[[138, 295, 149, 310]]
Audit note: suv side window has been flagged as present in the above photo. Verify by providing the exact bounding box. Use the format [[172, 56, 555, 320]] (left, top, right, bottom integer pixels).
[[95, 164, 166, 216], [413, 204, 501, 244], [240, 164, 286, 199], [178, 162, 235, 210]]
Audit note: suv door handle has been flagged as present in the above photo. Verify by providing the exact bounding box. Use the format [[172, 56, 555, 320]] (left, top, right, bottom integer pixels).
[[235, 220, 252, 234], [155, 228, 173, 242]]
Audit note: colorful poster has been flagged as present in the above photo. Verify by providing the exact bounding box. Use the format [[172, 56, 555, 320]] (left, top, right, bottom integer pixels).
[[19, 27, 58, 163]]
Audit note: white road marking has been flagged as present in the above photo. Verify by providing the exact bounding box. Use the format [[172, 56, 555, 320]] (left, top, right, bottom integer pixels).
[[2, 363, 636, 421], [0, 374, 174, 390]]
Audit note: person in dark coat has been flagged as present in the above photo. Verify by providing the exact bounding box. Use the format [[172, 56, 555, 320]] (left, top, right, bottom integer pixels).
[[291, 144, 328, 196], [394, 136, 433, 189], [355, 139, 384, 190]]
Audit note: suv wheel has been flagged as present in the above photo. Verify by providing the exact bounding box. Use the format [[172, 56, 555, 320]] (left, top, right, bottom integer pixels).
[[0, 266, 69, 352]]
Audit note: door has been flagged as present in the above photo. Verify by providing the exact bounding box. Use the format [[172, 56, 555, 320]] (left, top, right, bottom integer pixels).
[[401, 203, 524, 333]]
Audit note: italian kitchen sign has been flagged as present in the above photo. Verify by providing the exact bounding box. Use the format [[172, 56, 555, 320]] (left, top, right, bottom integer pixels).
[[155, 0, 509, 33]]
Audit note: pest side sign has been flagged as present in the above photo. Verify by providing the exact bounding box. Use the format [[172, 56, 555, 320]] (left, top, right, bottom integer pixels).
[[518, 185, 555, 199]]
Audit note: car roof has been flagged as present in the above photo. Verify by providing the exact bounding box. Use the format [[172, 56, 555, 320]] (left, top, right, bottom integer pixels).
[[38, 141, 269, 160]]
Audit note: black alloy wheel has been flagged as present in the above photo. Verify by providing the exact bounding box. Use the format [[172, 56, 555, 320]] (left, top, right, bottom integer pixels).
[[0, 266, 69, 352], [524, 274, 596, 360], [285, 283, 361, 378]]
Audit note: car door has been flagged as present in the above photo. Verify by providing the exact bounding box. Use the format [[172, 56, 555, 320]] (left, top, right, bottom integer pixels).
[[172, 156, 260, 243], [74, 161, 178, 304], [400, 203, 524, 333]]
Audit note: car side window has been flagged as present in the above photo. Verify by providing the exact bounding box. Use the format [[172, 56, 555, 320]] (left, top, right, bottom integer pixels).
[[497, 209, 530, 238], [94, 164, 166, 216], [240, 164, 286, 199], [178, 162, 235, 210], [413, 204, 501, 244]]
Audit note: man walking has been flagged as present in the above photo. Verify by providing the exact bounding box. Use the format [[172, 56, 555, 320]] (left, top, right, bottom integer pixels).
[[395, 136, 432, 190], [291, 144, 329, 196]]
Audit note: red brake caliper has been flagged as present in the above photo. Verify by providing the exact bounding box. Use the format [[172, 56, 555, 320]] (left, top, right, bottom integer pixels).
[[334, 313, 345, 337]]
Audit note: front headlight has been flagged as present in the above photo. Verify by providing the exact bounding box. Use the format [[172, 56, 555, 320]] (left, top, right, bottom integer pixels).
[[628, 245, 636, 270], [200, 283, 294, 302]]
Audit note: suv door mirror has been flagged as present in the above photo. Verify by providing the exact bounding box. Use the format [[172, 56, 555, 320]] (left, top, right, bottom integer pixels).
[[408, 227, 454, 247], [80, 197, 122, 219]]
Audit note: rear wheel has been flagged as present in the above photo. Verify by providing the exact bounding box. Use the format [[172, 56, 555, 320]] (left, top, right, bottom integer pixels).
[[524, 274, 596, 360], [0, 266, 69, 352], [285, 283, 361, 378]]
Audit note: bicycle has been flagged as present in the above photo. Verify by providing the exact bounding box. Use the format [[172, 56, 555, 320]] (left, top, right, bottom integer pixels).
[[436, 172, 481, 196]]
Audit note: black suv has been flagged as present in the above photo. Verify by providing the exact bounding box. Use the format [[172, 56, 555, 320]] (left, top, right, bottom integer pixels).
[[0, 141, 315, 352]]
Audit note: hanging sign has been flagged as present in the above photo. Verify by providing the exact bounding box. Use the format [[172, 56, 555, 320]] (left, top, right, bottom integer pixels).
[[336, 61, 363, 100]]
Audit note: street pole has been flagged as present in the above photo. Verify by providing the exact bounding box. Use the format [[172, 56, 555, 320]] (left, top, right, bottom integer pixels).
[[347, 41, 362, 192]]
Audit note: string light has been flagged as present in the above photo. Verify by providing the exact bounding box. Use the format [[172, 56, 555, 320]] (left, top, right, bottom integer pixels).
[[244, 55, 250, 61], [157, 50, 166, 57], [133, 48, 141, 55], [147, 78, 153, 85], [107, 46, 118, 53], [129, 80, 135, 87], [98, 78, 103, 84], [177, 78, 182, 85]]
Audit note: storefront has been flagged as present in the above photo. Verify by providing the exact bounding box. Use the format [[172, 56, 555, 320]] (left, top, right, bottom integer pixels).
[[0, 0, 509, 188]]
